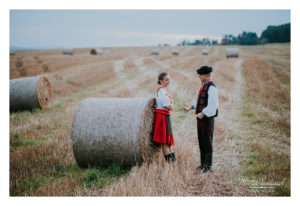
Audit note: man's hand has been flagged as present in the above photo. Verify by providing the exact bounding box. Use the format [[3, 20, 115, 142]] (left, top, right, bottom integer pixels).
[[184, 104, 191, 111], [197, 112, 205, 119]]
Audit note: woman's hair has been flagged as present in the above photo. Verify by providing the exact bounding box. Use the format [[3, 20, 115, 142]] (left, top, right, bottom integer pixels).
[[157, 72, 168, 85]]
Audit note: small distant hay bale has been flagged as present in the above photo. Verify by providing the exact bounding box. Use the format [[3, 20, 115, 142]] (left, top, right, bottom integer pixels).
[[226, 48, 239, 58], [172, 49, 179, 55], [10, 76, 53, 112], [10, 51, 16, 56], [202, 49, 208, 55], [72, 98, 160, 168], [62, 49, 75, 55], [90, 48, 103, 55], [150, 49, 159, 55]]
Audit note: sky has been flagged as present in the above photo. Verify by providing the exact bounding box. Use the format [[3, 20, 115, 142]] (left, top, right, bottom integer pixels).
[[10, 10, 290, 49]]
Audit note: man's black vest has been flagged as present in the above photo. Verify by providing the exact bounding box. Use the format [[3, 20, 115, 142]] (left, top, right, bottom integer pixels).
[[196, 81, 218, 117]]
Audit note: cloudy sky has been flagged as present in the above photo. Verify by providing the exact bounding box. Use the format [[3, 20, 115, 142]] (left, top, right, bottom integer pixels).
[[10, 10, 290, 49]]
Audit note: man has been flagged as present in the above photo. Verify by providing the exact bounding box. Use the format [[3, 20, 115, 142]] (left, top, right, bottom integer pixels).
[[184, 66, 218, 174]]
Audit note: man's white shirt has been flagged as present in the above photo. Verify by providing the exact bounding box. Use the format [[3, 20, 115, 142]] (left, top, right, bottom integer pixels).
[[193, 86, 218, 117]]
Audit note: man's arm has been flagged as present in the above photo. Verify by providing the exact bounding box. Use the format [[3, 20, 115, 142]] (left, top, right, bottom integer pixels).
[[184, 95, 198, 111], [201, 86, 218, 117]]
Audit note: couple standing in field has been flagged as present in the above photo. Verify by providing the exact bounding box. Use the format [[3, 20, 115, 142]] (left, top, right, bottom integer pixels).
[[152, 66, 218, 174]]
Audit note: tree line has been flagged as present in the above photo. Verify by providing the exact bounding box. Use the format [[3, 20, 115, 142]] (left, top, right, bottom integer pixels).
[[172, 22, 290, 46]]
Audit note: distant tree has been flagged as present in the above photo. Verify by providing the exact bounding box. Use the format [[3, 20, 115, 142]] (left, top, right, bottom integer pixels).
[[212, 40, 218, 45], [176, 22, 290, 46], [202, 38, 211, 45], [194, 39, 202, 45], [261, 23, 290, 43], [238, 31, 258, 45], [176, 38, 217, 46], [221, 34, 238, 45]]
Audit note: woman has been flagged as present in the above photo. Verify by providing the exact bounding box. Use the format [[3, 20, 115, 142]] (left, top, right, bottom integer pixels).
[[153, 72, 176, 162]]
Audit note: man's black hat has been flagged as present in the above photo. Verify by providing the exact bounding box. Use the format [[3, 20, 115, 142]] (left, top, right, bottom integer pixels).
[[197, 66, 213, 74]]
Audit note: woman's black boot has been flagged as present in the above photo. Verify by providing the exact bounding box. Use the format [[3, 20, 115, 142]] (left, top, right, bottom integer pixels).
[[164, 154, 171, 162], [171, 152, 176, 162]]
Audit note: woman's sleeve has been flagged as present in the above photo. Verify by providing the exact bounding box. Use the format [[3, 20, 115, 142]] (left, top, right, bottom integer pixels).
[[158, 89, 171, 107]]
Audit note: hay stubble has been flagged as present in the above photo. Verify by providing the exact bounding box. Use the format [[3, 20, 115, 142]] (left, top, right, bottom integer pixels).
[[9, 45, 290, 196]]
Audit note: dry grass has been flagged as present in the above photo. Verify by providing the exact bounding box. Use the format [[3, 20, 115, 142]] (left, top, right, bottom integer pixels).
[[10, 50, 121, 79], [100, 137, 196, 196], [242, 57, 290, 135], [124, 58, 140, 73], [10, 141, 74, 195], [240, 55, 290, 196], [9, 45, 290, 196]]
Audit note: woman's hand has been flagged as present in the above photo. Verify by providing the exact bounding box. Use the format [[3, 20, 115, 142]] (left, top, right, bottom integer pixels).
[[165, 104, 174, 111], [184, 104, 191, 111], [170, 104, 174, 111]]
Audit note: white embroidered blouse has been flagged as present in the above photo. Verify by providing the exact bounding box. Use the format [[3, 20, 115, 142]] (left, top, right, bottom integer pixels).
[[156, 87, 173, 111]]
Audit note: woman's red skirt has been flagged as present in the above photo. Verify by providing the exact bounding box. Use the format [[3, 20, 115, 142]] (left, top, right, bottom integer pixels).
[[152, 109, 174, 146]]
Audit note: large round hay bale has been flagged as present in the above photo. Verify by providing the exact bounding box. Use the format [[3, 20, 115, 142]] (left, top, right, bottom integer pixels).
[[172, 49, 179, 55], [226, 48, 239, 58], [90, 48, 103, 55], [63, 49, 75, 55], [150, 49, 159, 55], [10, 76, 53, 112], [202, 49, 208, 55], [72, 98, 160, 168], [10, 50, 16, 56]]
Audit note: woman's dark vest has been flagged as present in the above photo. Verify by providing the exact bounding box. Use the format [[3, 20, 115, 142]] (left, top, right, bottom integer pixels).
[[196, 81, 218, 117]]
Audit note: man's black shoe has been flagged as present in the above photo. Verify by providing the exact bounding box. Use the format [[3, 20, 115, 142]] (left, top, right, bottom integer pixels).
[[196, 165, 204, 170], [202, 166, 211, 174]]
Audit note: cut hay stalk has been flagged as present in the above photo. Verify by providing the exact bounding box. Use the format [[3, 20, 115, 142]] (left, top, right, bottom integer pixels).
[[71, 98, 160, 168], [10, 76, 53, 112], [226, 48, 239, 58]]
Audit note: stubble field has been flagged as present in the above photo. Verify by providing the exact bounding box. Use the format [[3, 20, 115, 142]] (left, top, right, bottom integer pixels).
[[9, 44, 290, 196]]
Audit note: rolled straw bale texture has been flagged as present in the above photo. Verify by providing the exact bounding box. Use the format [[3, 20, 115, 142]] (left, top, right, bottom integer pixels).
[[226, 48, 239, 58], [150, 49, 159, 55], [72, 98, 160, 168], [62, 49, 75, 55], [202, 49, 208, 55], [90, 48, 103, 55], [10, 76, 53, 112], [10, 51, 16, 56], [172, 49, 179, 55]]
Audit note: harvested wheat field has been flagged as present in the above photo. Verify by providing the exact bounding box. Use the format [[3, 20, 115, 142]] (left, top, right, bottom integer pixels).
[[9, 44, 290, 196]]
